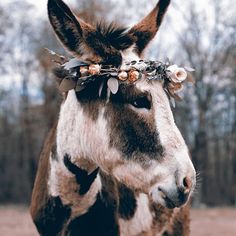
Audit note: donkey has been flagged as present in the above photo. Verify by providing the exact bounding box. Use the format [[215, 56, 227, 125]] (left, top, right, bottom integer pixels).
[[30, 0, 196, 235]]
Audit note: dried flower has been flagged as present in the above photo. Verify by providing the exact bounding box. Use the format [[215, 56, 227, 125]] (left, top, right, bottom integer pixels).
[[80, 66, 89, 76], [118, 71, 128, 81], [167, 64, 187, 83], [128, 70, 140, 82], [89, 64, 101, 75], [167, 82, 183, 94]]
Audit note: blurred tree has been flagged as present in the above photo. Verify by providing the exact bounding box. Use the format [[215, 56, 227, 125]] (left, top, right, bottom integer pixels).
[[172, 0, 236, 206]]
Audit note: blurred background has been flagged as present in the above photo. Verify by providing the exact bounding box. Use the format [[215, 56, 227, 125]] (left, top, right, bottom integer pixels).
[[0, 0, 235, 235]]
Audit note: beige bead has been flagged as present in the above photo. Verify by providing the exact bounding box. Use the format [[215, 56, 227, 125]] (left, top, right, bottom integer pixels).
[[89, 64, 101, 75], [118, 71, 128, 81]]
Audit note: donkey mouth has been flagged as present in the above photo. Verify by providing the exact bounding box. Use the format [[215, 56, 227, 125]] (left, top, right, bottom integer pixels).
[[159, 187, 189, 209], [164, 195, 187, 209], [164, 196, 177, 209]]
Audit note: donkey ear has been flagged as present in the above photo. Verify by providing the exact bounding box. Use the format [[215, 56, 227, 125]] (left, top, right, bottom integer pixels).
[[47, 0, 92, 57], [128, 0, 171, 55]]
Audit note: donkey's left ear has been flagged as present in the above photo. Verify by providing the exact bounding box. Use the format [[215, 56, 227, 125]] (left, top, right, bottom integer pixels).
[[128, 0, 170, 55]]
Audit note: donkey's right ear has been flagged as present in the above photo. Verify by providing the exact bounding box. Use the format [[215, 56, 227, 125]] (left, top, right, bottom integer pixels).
[[47, 0, 92, 57]]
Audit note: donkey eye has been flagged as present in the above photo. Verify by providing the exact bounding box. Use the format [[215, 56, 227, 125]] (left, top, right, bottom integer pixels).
[[130, 96, 151, 110]]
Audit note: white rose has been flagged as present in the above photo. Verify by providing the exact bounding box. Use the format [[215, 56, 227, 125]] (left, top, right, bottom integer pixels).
[[167, 64, 187, 83], [89, 64, 101, 75]]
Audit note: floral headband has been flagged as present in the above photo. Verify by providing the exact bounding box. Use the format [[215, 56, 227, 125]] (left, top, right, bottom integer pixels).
[[46, 48, 195, 106]]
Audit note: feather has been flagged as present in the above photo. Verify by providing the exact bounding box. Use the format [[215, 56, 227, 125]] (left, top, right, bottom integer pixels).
[[107, 78, 119, 94]]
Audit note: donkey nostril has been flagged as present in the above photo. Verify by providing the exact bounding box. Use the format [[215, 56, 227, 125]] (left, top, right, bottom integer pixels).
[[182, 177, 192, 193]]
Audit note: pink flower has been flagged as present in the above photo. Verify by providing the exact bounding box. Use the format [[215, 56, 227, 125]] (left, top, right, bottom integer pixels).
[[89, 64, 101, 75]]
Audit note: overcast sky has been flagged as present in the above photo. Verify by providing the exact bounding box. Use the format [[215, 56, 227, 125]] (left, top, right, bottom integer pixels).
[[2, 0, 185, 23]]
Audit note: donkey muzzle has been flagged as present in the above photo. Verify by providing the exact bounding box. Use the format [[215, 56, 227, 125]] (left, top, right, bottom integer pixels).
[[166, 175, 194, 208], [150, 174, 195, 208], [159, 186, 189, 208]]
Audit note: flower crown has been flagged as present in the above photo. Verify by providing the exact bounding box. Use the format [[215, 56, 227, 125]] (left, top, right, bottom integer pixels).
[[46, 48, 195, 106]]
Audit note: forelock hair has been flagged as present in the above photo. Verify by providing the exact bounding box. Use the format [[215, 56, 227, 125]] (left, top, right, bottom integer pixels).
[[95, 22, 134, 50]]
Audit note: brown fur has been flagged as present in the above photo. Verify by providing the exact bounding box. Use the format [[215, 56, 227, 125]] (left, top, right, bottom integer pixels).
[[30, 123, 57, 220], [129, 0, 171, 55], [150, 202, 190, 235]]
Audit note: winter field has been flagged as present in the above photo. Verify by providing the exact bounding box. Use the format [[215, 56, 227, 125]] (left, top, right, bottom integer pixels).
[[0, 206, 235, 236]]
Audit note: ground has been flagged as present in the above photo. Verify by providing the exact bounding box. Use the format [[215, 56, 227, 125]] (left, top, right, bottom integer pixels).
[[0, 206, 235, 236]]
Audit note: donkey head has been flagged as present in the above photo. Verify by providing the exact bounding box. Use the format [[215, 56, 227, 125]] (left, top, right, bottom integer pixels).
[[48, 0, 196, 209]]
